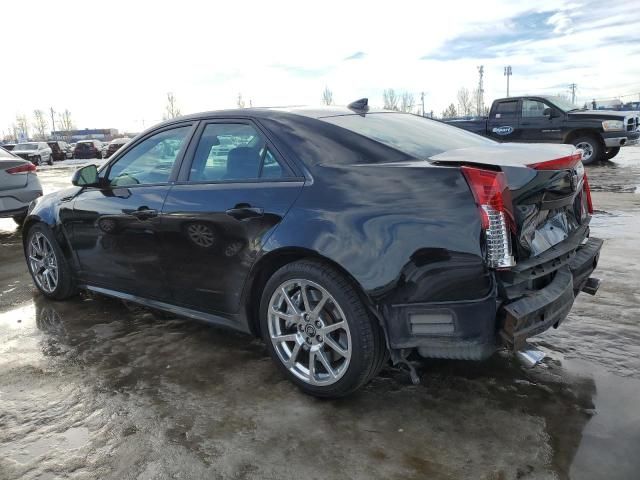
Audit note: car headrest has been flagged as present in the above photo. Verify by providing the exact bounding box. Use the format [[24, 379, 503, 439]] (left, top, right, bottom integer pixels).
[[225, 147, 260, 179]]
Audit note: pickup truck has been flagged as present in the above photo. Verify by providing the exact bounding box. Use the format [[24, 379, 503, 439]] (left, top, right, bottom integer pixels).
[[445, 96, 640, 164]]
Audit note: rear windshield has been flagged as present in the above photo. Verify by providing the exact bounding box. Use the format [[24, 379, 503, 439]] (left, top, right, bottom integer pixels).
[[321, 113, 494, 159]]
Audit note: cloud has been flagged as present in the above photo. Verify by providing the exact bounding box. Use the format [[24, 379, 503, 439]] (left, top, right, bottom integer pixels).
[[345, 51, 366, 60]]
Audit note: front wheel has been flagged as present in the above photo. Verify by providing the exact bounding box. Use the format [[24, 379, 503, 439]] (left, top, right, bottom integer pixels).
[[47, 154, 53, 165], [25, 224, 76, 300], [573, 136, 603, 165], [604, 147, 620, 161], [33, 155, 41, 166], [260, 260, 386, 398]]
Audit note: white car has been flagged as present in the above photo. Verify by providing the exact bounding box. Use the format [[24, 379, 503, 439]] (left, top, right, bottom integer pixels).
[[11, 142, 53, 166], [0, 147, 43, 224]]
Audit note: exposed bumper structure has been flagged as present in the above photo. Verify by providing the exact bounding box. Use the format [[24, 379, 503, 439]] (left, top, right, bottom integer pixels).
[[383, 236, 603, 361]]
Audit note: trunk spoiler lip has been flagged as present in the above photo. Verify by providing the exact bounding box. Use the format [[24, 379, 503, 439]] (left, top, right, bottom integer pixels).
[[428, 143, 579, 168]]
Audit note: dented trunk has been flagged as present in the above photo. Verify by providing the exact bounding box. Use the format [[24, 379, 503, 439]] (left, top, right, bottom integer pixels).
[[430, 143, 590, 261]]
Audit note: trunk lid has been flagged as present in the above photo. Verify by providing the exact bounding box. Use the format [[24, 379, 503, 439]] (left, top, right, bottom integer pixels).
[[430, 143, 589, 260]]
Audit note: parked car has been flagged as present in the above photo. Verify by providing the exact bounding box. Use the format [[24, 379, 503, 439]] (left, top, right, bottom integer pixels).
[[0, 146, 43, 224], [47, 141, 70, 162], [105, 137, 131, 158], [444, 96, 640, 164], [21, 102, 602, 397], [2, 143, 16, 151], [12, 142, 53, 166], [66, 143, 75, 159], [73, 140, 103, 159]]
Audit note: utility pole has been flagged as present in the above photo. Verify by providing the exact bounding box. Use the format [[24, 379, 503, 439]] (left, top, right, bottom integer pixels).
[[477, 65, 484, 116], [49, 107, 56, 138], [421, 92, 425, 117], [504, 66, 512, 97], [569, 83, 577, 105]]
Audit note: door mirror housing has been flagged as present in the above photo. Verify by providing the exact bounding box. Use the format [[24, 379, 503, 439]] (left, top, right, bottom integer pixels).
[[543, 107, 560, 119], [72, 164, 99, 186]]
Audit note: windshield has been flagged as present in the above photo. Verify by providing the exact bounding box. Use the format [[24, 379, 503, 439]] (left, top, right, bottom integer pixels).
[[544, 96, 579, 112], [14, 143, 38, 150], [321, 113, 495, 159]]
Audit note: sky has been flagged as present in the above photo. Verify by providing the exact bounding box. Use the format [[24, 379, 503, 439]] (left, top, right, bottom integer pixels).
[[2, 0, 639, 136]]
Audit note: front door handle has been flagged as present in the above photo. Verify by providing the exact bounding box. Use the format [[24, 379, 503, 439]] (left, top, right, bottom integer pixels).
[[128, 207, 158, 220], [226, 204, 264, 220]]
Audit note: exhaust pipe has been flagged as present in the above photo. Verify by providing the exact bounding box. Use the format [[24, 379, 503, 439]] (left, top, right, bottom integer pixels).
[[516, 345, 546, 368]]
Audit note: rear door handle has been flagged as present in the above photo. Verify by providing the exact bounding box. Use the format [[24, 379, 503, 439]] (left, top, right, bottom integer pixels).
[[225, 204, 264, 219], [128, 208, 158, 220]]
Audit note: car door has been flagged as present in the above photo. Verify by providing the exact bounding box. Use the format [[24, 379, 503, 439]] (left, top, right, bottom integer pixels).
[[160, 119, 304, 316], [68, 123, 196, 299], [487, 99, 522, 142], [520, 98, 564, 142]]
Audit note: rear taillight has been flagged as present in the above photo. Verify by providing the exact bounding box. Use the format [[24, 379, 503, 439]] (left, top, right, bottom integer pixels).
[[6, 163, 37, 174], [461, 166, 516, 269]]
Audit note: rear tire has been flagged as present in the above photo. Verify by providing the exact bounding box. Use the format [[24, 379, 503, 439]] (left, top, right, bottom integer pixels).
[[47, 154, 53, 165], [260, 259, 385, 398], [13, 215, 26, 226], [573, 136, 603, 165], [25, 224, 76, 300], [604, 147, 620, 161]]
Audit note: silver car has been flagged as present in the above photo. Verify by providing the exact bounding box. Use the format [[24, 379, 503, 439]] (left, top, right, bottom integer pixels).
[[12, 142, 53, 166], [0, 147, 43, 224]]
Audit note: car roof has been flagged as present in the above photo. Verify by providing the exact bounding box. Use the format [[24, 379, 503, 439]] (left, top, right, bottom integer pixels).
[[155, 105, 398, 128]]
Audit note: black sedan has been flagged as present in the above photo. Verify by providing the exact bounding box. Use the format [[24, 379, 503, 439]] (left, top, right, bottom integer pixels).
[[22, 101, 602, 397]]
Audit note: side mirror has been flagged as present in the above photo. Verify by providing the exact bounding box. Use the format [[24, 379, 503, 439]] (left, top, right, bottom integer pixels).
[[72, 164, 99, 186], [543, 107, 560, 119]]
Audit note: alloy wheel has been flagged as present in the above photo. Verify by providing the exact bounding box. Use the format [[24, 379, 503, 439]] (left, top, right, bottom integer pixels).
[[576, 141, 594, 162], [28, 232, 59, 293], [268, 279, 352, 386]]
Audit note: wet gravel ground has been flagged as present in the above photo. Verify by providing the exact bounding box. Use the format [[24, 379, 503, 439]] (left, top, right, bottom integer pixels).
[[1, 152, 639, 480]]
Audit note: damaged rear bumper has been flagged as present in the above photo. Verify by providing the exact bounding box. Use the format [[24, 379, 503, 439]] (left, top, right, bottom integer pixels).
[[499, 237, 603, 350]]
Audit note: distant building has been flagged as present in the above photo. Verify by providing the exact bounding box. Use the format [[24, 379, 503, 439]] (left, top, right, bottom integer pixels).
[[51, 128, 119, 141]]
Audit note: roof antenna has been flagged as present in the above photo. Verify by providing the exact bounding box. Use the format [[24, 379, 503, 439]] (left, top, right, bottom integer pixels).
[[347, 98, 369, 113]]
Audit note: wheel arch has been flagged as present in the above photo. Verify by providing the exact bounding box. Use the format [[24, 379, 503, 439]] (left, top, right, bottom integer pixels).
[[243, 247, 372, 337], [564, 128, 604, 147]]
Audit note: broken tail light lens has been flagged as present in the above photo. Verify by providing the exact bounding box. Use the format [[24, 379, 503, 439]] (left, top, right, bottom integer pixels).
[[5, 163, 37, 174], [583, 172, 593, 214], [461, 165, 516, 269]]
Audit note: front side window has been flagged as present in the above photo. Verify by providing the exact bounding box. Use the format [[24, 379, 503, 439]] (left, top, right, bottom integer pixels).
[[522, 99, 552, 117], [107, 126, 190, 186], [188, 123, 287, 181], [493, 101, 518, 119]]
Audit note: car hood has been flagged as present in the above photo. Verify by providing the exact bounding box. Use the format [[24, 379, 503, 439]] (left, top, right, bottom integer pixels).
[[567, 110, 627, 120]]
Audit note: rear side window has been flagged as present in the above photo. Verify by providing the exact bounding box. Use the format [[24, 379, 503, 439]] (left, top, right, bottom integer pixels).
[[320, 113, 494, 159], [492, 101, 518, 119], [188, 123, 287, 182]]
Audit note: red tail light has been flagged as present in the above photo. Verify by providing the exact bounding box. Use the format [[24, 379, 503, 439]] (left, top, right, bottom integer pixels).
[[461, 166, 515, 269], [528, 152, 582, 170], [6, 163, 37, 174], [583, 172, 594, 214]]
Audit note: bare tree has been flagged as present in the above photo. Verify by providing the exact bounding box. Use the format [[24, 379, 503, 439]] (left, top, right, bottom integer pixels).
[[16, 115, 29, 140], [321, 86, 333, 106], [58, 110, 74, 134], [237, 93, 245, 108], [383, 89, 399, 111], [32, 110, 48, 140], [399, 91, 414, 112], [457, 88, 473, 117], [441, 104, 458, 119], [163, 92, 181, 120]]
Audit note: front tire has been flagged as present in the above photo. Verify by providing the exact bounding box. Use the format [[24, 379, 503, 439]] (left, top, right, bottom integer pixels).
[[604, 147, 620, 161], [25, 224, 76, 300], [33, 155, 41, 166], [47, 154, 53, 165], [260, 259, 386, 398], [573, 136, 603, 165]]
